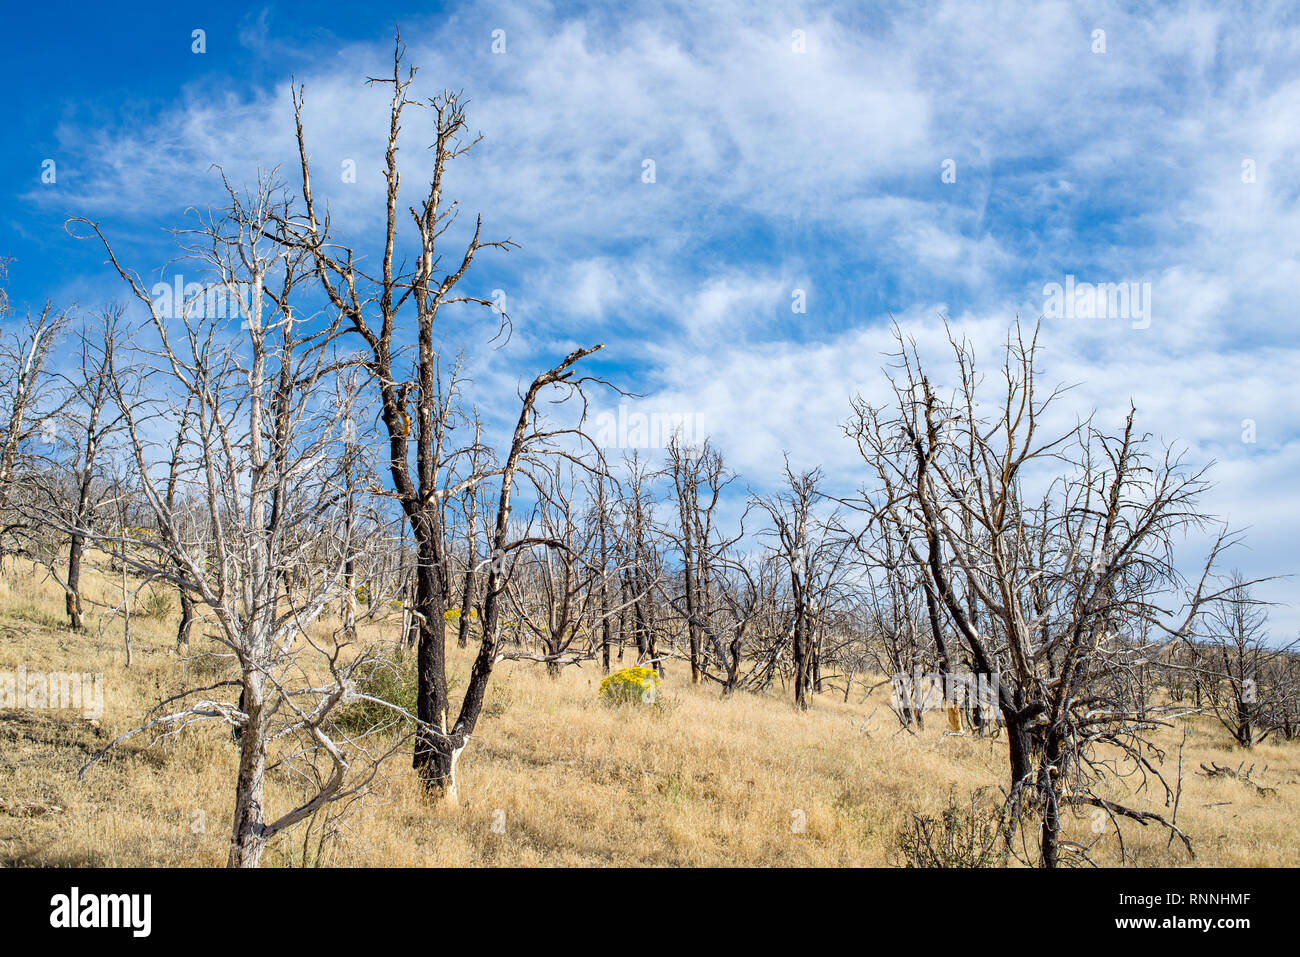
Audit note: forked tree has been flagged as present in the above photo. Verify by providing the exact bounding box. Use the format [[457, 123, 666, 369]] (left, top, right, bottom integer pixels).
[[1199, 573, 1295, 747], [664, 434, 738, 683], [282, 36, 604, 795], [847, 321, 1257, 866], [499, 460, 632, 675], [753, 465, 849, 709], [0, 294, 69, 568], [72, 175, 407, 867], [31, 308, 126, 630]]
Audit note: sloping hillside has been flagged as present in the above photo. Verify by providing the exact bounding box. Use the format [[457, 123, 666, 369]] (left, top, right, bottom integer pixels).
[[1, 559, 1296, 867]]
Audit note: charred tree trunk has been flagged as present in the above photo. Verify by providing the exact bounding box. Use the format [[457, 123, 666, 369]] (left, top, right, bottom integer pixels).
[[723, 634, 743, 696], [1037, 732, 1063, 868], [601, 612, 612, 673], [342, 556, 357, 639], [1004, 710, 1035, 804], [176, 587, 194, 649], [810, 628, 823, 694], [65, 531, 85, 630], [792, 615, 809, 710]]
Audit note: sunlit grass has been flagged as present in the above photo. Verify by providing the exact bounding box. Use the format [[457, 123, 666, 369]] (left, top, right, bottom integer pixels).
[[0, 556, 1296, 867]]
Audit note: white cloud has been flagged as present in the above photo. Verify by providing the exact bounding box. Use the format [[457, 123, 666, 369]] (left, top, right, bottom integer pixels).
[[20, 0, 1300, 633]]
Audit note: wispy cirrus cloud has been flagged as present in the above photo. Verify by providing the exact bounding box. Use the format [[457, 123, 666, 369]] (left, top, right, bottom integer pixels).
[[10, 0, 1300, 629]]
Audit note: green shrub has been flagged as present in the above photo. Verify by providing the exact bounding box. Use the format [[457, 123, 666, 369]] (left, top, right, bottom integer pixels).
[[333, 655, 418, 735], [141, 589, 173, 621], [894, 785, 1011, 868], [482, 683, 514, 719], [332, 654, 460, 735], [8, 604, 65, 630], [184, 649, 237, 681]]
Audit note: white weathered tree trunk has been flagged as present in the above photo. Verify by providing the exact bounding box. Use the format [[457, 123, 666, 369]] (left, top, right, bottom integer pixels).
[[228, 671, 268, 867]]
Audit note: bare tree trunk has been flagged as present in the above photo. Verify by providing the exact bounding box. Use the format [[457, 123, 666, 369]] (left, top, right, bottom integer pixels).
[[228, 673, 268, 868], [65, 531, 85, 630], [120, 556, 133, 668], [176, 587, 194, 649], [412, 532, 453, 789], [792, 616, 808, 710], [1038, 733, 1063, 868]]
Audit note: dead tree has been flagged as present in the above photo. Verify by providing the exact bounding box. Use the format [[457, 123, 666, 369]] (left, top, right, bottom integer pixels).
[[499, 461, 629, 674], [701, 550, 770, 696], [30, 308, 126, 630], [1197, 572, 1295, 747], [588, 469, 619, 672], [612, 453, 665, 672], [72, 173, 406, 867], [664, 435, 738, 683], [0, 297, 69, 567], [846, 321, 1253, 866], [755, 467, 816, 708], [162, 399, 198, 648], [754, 464, 848, 709], [281, 38, 606, 795]]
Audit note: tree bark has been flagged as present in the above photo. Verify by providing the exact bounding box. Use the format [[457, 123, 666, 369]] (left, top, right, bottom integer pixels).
[[228, 673, 268, 868], [412, 533, 452, 789], [65, 532, 85, 630]]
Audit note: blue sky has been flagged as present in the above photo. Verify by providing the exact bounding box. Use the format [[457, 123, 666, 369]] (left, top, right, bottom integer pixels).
[[3, 0, 1298, 634]]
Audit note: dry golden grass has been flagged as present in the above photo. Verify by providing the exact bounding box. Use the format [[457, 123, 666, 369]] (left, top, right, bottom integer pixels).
[[1, 557, 1297, 867]]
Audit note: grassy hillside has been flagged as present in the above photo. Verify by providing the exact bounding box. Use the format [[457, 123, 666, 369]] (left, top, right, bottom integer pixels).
[[1, 558, 1296, 867]]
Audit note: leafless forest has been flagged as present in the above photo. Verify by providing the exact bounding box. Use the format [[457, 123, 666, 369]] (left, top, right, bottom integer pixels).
[[2, 41, 1296, 872]]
